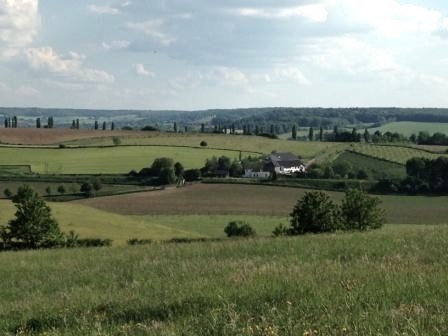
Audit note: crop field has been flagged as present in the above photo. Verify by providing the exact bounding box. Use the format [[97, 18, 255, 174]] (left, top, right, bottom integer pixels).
[[77, 184, 448, 225], [0, 146, 256, 174], [0, 128, 136, 145], [351, 144, 448, 164], [1, 224, 448, 335], [370, 121, 448, 136], [332, 151, 406, 179], [64, 132, 345, 159]]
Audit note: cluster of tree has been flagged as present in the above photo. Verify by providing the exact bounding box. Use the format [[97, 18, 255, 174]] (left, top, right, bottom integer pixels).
[[80, 179, 103, 197], [375, 156, 448, 194], [411, 131, 448, 146], [201, 156, 243, 177], [224, 221, 256, 237], [4, 116, 18, 128], [303, 162, 369, 180], [138, 158, 187, 185], [0, 186, 111, 251], [273, 189, 384, 235]]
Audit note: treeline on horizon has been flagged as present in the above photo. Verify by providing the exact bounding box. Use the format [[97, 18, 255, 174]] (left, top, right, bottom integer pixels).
[[1, 107, 448, 130]]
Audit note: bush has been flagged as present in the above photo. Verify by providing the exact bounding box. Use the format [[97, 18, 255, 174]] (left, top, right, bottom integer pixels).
[[3, 188, 12, 199], [340, 189, 385, 231], [76, 238, 112, 247], [57, 185, 66, 194], [127, 238, 153, 245], [80, 182, 94, 197], [289, 191, 340, 234], [184, 169, 201, 182], [200, 140, 207, 147], [112, 137, 121, 146], [224, 221, 256, 237]]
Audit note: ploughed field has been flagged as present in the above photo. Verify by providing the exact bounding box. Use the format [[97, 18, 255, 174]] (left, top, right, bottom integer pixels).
[[1, 225, 448, 335]]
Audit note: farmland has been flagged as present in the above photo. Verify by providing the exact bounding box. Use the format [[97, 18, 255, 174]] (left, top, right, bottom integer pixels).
[[0, 146, 257, 174], [351, 143, 448, 164], [1, 224, 448, 335], [370, 121, 448, 136]]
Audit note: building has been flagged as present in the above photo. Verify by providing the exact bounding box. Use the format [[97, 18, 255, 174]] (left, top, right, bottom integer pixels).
[[243, 169, 271, 179], [264, 152, 306, 175]]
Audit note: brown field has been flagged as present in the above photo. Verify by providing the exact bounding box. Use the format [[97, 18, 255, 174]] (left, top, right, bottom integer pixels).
[[0, 128, 136, 145], [75, 183, 448, 224]]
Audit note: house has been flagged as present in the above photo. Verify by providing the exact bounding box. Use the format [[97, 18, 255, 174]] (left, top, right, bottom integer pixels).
[[243, 169, 271, 179], [264, 152, 306, 175]]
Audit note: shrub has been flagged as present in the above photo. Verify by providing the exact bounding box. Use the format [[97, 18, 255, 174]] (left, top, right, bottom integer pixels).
[[289, 191, 340, 234], [184, 169, 201, 182], [272, 223, 290, 237], [127, 238, 153, 245], [340, 189, 385, 231], [3, 188, 12, 199], [112, 137, 122, 146], [80, 182, 94, 197], [57, 185, 66, 194], [58, 144, 66, 148], [76, 238, 112, 247], [224, 221, 256, 237], [200, 140, 207, 147]]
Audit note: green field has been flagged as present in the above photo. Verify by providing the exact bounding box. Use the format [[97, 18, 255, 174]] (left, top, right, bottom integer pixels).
[[0, 146, 257, 174], [370, 121, 448, 136], [332, 151, 406, 179], [351, 144, 448, 164], [1, 225, 448, 335], [63, 133, 344, 159]]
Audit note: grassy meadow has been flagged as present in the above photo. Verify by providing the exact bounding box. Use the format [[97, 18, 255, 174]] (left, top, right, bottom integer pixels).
[[0, 146, 257, 174], [1, 225, 448, 335], [370, 121, 448, 136]]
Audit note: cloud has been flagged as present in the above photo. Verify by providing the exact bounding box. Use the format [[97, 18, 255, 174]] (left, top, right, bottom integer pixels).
[[233, 4, 327, 22], [24, 47, 115, 84], [127, 20, 175, 45], [133, 63, 154, 76], [87, 4, 120, 15], [102, 40, 131, 51], [0, 0, 40, 58]]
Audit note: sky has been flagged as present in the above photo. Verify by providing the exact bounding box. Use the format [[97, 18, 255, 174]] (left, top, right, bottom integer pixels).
[[1, 0, 448, 110]]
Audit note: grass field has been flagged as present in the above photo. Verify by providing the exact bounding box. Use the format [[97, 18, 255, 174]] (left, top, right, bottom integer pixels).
[[370, 121, 448, 136], [0, 128, 136, 145], [77, 184, 448, 225], [351, 144, 448, 164], [0, 146, 257, 174], [332, 151, 406, 179], [64, 132, 344, 159], [1, 224, 448, 335]]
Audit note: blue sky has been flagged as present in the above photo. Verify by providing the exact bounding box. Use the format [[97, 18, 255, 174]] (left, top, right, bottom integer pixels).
[[1, 0, 448, 110]]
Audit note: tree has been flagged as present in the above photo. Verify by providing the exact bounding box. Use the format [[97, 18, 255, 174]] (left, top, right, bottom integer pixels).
[[3, 188, 12, 199], [102, 121, 106, 130], [159, 167, 176, 185], [57, 185, 66, 194], [80, 182, 94, 197], [92, 179, 102, 192], [319, 127, 324, 141], [200, 140, 207, 147], [45, 186, 52, 195], [94, 120, 99, 130], [224, 221, 256, 237], [111, 122, 115, 130], [364, 128, 370, 143], [174, 162, 184, 178], [71, 120, 76, 129], [151, 157, 174, 176], [201, 123, 205, 133], [76, 119, 80, 129], [308, 127, 314, 141], [173, 122, 177, 132], [340, 189, 385, 231], [0, 185, 63, 248], [12, 116, 18, 128], [36, 118, 41, 128], [291, 125, 297, 140], [112, 137, 121, 146], [47, 116, 54, 128], [289, 191, 340, 234]]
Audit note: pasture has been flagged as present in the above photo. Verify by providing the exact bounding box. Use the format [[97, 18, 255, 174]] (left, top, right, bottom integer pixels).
[[351, 144, 448, 164], [0, 146, 257, 174], [77, 184, 448, 225], [1, 225, 448, 335], [64, 132, 344, 159], [370, 121, 448, 136]]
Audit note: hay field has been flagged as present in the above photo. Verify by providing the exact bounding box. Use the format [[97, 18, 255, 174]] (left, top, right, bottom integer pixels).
[[77, 184, 448, 225], [370, 121, 448, 136]]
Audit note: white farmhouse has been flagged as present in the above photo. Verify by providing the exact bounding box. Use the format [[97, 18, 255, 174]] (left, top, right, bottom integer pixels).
[[264, 153, 306, 175]]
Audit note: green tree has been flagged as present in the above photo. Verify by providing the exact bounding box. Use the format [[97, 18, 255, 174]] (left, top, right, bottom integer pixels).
[[112, 137, 121, 146], [80, 182, 94, 197], [159, 167, 176, 185], [57, 185, 66, 194], [3, 188, 12, 199], [174, 122, 177, 132], [174, 162, 184, 178], [45, 186, 52, 196], [92, 179, 102, 192], [224, 221, 256, 237], [36, 118, 41, 128], [102, 121, 106, 130], [289, 191, 340, 234], [291, 125, 297, 140], [319, 127, 324, 141], [340, 189, 385, 231], [308, 127, 314, 141], [200, 140, 207, 147], [151, 157, 174, 176], [94, 120, 99, 130], [0, 185, 63, 248], [111, 122, 115, 130]]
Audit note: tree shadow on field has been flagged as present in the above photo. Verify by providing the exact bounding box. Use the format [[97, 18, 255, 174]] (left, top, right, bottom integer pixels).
[[13, 296, 215, 334]]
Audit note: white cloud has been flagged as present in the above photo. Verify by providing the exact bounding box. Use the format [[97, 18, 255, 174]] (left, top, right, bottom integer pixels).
[[234, 4, 327, 22], [207, 67, 249, 86], [0, 0, 40, 58], [133, 63, 154, 77], [24, 47, 115, 84], [102, 40, 131, 51], [87, 4, 120, 15], [127, 20, 175, 45]]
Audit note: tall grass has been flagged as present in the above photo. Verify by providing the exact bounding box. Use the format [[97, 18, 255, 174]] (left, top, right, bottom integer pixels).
[[1, 225, 448, 335]]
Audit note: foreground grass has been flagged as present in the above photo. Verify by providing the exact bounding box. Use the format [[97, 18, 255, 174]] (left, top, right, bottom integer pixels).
[[1, 225, 448, 335]]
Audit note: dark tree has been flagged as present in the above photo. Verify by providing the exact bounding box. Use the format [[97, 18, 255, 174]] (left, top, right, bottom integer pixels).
[[94, 120, 99, 130], [111, 122, 115, 130], [102, 121, 106, 130], [151, 157, 174, 176], [308, 127, 314, 141], [174, 122, 177, 132], [364, 128, 370, 143], [57, 185, 66, 194], [0, 185, 63, 248], [80, 182, 94, 197], [159, 167, 176, 185], [36, 118, 41, 128], [71, 120, 76, 129], [3, 188, 12, 199], [92, 179, 102, 192], [12, 116, 18, 128], [45, 186, 52, 195], [319, 127, 324, 141], [201, 123, 205, 133], [224, 221, 256, 237], [76, 119, 80, 129], [200, 140, 207, 147], [289, 191, 340, 234], [292, 125, 297, 140], [174, 162, 184, 178], [4, 118, 7, 128], [47, 117, 54, 128]]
